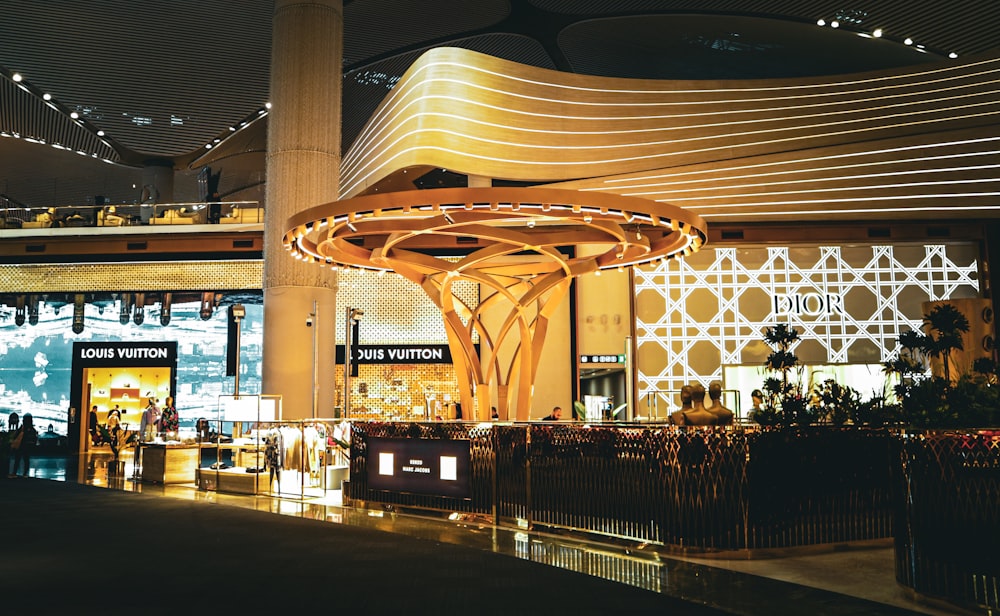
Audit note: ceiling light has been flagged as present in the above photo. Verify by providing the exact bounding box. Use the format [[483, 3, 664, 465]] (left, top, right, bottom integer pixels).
[[42, 93, 51, 100], [872, 28, 883, 38], [583, 215, 592, 223], [96, 130, 104, 136], [70, 112, 79, 119], [904, 38, 913, 45], [265, 102, 272, 109], [12, 73, 22, 82], [949, 52, 958, 58], [830, 20, 839, 28], [816, 19, 826, 26]]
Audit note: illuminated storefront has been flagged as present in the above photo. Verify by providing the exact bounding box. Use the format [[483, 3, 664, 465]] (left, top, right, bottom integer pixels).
[[634, 242, 983, 418]]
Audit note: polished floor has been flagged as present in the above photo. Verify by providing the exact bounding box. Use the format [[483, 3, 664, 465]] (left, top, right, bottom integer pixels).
[[3, 453, 976, 615]]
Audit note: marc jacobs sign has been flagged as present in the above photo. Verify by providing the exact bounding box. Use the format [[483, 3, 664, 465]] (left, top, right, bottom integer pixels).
[[772, 293, 844, 317]]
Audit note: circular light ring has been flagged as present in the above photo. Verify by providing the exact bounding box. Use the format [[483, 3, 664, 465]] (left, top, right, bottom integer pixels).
[[283, 187, 706, 276]]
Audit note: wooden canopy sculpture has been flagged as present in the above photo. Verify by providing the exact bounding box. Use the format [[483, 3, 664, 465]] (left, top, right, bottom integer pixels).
[[283, 186, 706, 420]]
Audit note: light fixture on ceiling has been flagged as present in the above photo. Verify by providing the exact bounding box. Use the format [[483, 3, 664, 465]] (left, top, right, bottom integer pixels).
[[904, 38, 913, 45], [11, 73, 22, 82], [816, 19, 826, 26], [872, 28, 883, 38]]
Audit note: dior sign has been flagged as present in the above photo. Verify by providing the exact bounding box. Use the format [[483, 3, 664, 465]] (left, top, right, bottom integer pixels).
[[772, 293, 844, 317]]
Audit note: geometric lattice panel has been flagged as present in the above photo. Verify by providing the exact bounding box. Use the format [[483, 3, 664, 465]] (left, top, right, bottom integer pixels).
[[0, 260, 263, 293], [635, 243, 981, 410], [333, 262, 479, 345]]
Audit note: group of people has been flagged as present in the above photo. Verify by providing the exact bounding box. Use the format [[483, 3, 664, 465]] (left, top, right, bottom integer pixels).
[[669, 381, 736, 426], [85, 396, 179, 448]]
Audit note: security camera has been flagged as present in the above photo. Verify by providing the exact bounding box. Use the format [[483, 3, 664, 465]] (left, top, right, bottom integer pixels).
[[305, 317, 313, 327]]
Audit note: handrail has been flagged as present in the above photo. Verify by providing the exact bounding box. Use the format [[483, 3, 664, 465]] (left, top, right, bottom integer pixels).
[[1, 200, 260, 228]]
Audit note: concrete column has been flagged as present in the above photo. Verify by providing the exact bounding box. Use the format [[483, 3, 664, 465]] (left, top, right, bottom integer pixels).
[[264, 0, 342, 420]]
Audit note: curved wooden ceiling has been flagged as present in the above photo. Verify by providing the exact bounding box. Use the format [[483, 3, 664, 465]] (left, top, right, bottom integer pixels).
[[341, 47, 1000, 222], [0, 0, 998, 209]]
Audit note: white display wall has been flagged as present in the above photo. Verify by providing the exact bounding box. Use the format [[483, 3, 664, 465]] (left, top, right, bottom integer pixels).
[[634, 243, 982, 417]]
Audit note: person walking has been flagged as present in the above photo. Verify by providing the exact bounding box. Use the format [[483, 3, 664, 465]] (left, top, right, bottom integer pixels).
[[9, 413, 39, 477]]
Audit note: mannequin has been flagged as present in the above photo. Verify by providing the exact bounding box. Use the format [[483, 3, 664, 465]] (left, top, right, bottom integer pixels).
[[683, 383, 716, 426], [669, 385, 692, 425], [706, 381, 735, 425]]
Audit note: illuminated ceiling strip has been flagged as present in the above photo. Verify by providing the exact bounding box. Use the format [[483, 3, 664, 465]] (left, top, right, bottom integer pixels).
[[343, 85, 997, 171], [356, 98, 996, 153], [618, 164, 1000, 196], [343, 52, 999, 169], [340, 108, 998, 196], [599, 146, 1000, 189], [623, 175, 1000, 200], [342, 85, 996, 181], [375, 53, 1000, 104], [347, 76, 999, 134], [698, 197, 1000, 217]]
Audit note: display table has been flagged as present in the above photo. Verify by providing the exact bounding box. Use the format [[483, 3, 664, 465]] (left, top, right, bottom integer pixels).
[[140, 443, 199, 484], [197, 467, 265, 495]]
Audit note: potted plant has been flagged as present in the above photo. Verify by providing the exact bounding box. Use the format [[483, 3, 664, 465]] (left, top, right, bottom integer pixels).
[[757, 323, 816, 426], [884, 301, 1000, 613]]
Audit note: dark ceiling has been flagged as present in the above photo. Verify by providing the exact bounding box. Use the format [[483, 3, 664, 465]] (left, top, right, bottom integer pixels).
[[1, 0, 997, 208]]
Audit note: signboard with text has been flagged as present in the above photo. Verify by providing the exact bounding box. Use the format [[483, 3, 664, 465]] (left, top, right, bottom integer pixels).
[[579, 354, 626, 364], [366, 437, 471, 499]]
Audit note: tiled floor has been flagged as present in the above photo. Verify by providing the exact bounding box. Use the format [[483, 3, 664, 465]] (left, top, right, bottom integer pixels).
[[13, 453, 973, 615]]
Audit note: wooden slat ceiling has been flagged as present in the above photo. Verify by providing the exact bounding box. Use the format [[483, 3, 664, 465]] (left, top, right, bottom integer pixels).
[[0, 0, 997, 208]]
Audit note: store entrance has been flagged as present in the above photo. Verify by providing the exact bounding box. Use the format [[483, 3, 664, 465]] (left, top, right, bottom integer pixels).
[[80, 365, 172, 453], [69, 341, 177, 455]]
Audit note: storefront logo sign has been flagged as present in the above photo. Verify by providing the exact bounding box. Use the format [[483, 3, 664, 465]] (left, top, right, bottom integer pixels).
[[79, 346, 170, 359], [337, 343, 468, 365], [772, 293, 844, 317]]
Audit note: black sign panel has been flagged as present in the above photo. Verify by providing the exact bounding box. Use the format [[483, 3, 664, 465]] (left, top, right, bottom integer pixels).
[[366, 437, 471, 499], [336, 344, 458, 365], [74, 341, 178, 367]]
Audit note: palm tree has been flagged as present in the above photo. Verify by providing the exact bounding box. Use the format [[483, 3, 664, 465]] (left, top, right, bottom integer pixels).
[[923, 303, 970, 383]]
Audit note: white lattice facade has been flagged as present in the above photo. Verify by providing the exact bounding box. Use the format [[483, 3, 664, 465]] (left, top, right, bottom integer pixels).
[[635, 243, 982, 412]]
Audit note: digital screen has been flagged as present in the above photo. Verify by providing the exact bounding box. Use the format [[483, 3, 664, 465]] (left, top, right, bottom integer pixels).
[[366, 437, 471, 498]]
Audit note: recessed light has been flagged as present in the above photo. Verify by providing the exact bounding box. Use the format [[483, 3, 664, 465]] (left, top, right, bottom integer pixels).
[[12, 73, 22, 82], [872, 28, 883, 38], [904, 38, 913, 45], [43, 93, 51, 100], [830, 20, 839, 28], [816, 19, 826, 26]]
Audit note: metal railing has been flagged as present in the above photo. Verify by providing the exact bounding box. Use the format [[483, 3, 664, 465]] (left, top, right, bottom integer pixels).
[[346, 421, 894, 552], [1, 200, 260, 228]]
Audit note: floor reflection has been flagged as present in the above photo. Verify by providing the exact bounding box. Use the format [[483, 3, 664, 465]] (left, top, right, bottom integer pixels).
[[21, 454, 957, 615]]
